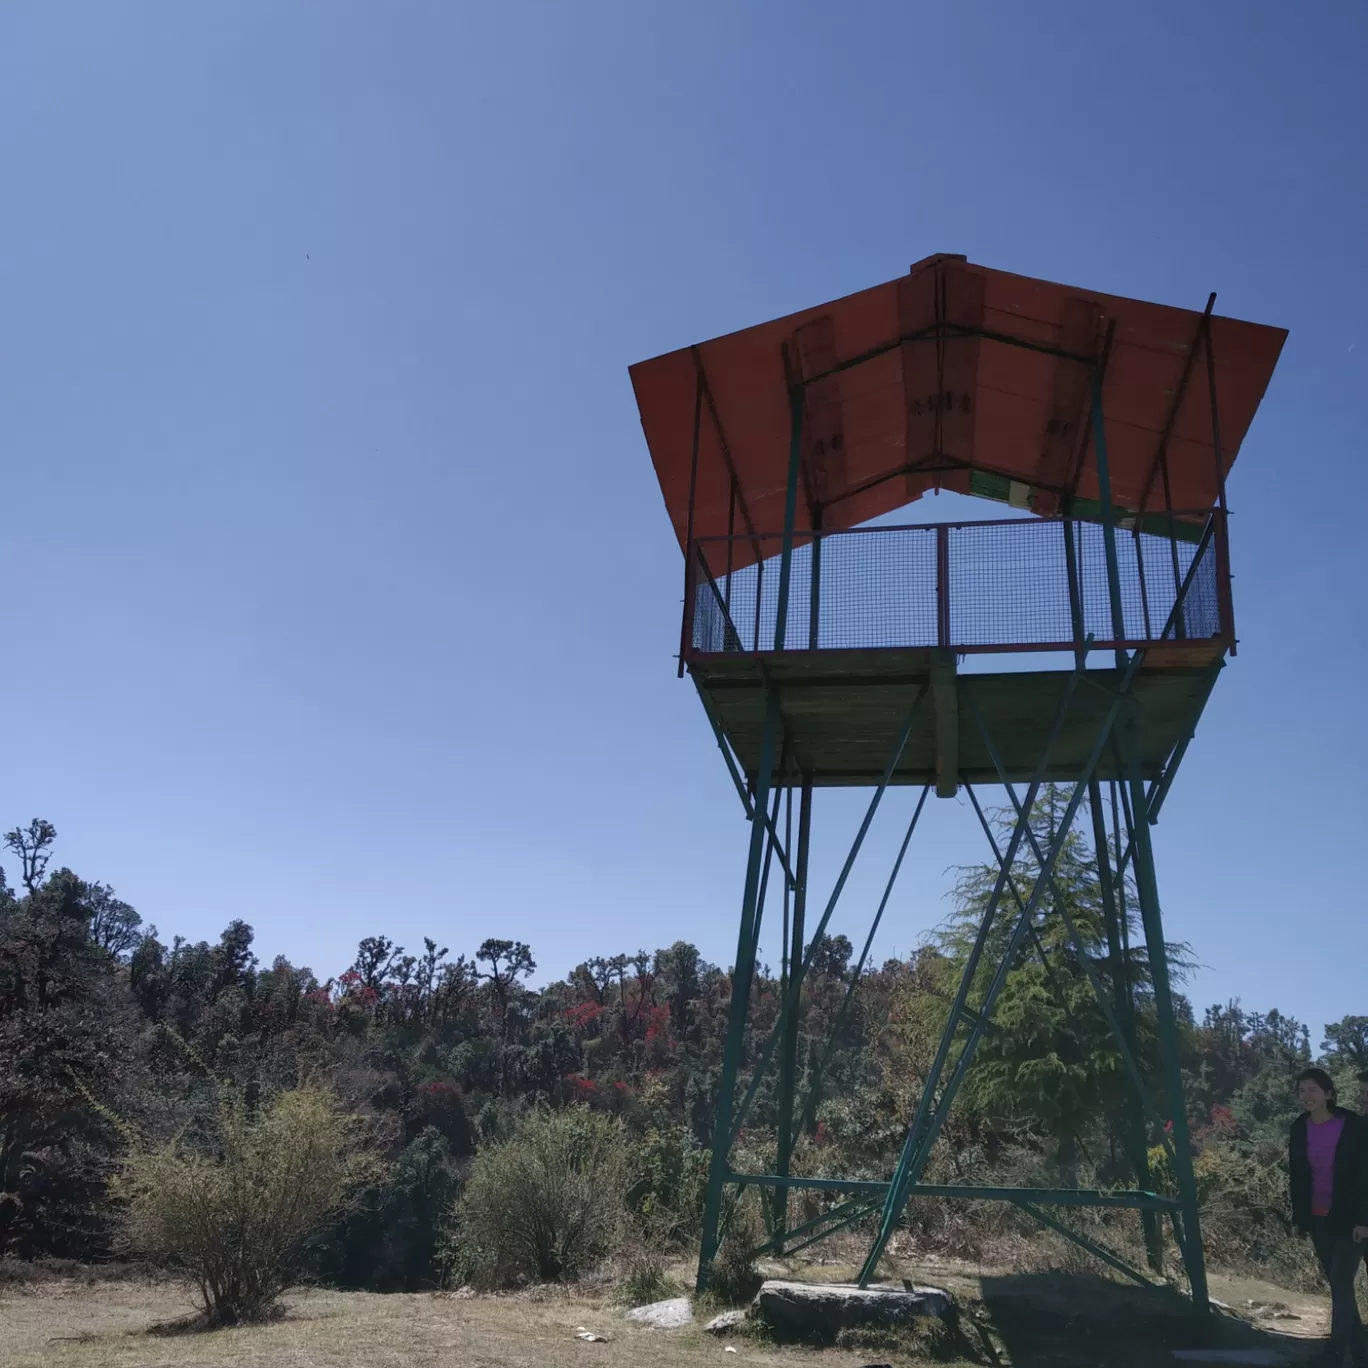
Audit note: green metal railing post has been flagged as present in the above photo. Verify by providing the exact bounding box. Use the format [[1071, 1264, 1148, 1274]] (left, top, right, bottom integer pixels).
[[1062, 505, 1086, 669], [1090, 364, 1130, 671], [772, 384, 806, 653]]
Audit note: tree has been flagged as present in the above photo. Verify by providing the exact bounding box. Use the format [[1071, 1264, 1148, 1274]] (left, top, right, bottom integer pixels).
[[930, 787, 1187, 1175], [4, 818, 58, 894], [84, 884, 143, 959], [655, 940, 703, 1041], [1321, 1016, 1368, 1073], [613, 951, 655, 1052], [476, 939, 536, 1027], [352, 936, 400, 992], [0, 869, 134, 1258], [476, 939, 537, 1094], [806, 933, 853, 981]]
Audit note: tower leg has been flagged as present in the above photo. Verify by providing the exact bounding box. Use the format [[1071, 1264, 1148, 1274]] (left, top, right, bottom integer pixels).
[[696, 694, 783, 1291], [1124, 760, 1210, 1311], [1089, 778, 1164, 1272], [773, 778, 812, 1252]]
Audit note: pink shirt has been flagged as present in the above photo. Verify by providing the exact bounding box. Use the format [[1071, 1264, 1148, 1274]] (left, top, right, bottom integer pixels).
[[1307, 1113, 1345, 1217]]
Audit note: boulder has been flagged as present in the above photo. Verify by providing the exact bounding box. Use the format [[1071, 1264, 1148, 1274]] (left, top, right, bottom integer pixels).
[[704, 1309, 749, 1335], [754, 1280, 952, 1335], [625, 1296, 693, 1329]]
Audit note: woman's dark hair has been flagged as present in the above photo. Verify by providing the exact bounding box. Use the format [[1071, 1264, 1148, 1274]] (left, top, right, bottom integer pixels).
[[1296, 1066, 1337, 1099]]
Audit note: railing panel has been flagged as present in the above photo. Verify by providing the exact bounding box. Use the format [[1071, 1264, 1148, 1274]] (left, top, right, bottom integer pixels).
[[688, 513, 1224, 658]]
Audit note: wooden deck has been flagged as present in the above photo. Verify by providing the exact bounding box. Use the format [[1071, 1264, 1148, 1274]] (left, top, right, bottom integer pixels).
[[690, 645, 1225, 791]]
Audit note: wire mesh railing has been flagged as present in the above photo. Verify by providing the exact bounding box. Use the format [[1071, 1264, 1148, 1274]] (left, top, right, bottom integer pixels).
[[685, 512, 1229, 658]]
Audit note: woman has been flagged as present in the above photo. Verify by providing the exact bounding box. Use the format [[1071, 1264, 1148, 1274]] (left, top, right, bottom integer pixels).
[[1289, 1067, 1368, 1366]]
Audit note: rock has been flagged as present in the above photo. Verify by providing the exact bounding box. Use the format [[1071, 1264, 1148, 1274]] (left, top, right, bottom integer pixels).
[[754, 1280, 952, 1335], [625, 1296, 693, 1329], [704, 1310, 748, 1335], [755, 1261, 788, 1278]]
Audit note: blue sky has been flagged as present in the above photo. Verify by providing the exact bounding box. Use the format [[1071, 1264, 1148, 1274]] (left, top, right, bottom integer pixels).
[[2, 3, 1364, 1043]]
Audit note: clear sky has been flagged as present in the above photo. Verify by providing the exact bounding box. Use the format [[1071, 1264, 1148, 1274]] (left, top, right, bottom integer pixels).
[[2, 3, 1364, 1043]]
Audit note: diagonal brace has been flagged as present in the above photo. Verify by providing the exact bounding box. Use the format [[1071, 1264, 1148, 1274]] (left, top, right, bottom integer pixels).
[[727, 685, 928, 1147]]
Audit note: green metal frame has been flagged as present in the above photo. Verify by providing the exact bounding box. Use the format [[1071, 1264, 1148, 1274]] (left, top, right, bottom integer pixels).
[[691, 315, 1221, 1314]]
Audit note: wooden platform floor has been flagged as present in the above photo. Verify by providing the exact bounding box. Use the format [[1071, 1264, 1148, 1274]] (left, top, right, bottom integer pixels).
[[690, 646, 1225, 788]]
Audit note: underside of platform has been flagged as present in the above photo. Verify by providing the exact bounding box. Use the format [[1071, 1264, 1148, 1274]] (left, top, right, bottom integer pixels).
[[691, 647, 1224, 788]]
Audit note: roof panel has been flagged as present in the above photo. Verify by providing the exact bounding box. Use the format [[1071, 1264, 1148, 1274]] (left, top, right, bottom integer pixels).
[[629, 256, 1286, 569]]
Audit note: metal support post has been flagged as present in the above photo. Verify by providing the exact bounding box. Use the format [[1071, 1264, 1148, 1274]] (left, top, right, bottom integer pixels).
[[1094, 366, 1208, 1309], [1126, 752, 1210, 1311], [775, 496, 825, 1238], [773, 776, 812, 1247], [1090, 777, 1163, 1271], [679, 371, 703, 677], [750, 743, 789, 963], [698, 379, 807, 1291], [696, 694, 783, 1288]]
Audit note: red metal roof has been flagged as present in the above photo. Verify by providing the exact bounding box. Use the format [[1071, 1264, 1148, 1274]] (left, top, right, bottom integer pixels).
[[629, 255, 1286, 569]]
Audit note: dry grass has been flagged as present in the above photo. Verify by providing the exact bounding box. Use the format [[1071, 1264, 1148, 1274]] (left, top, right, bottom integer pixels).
[[0, 1279, 878, 1368], [0, 1254, 1340, 1368]]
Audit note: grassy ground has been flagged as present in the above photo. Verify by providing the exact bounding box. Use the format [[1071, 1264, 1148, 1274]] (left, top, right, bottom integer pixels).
[[0, 1259, 1340, 1368], [1, 1280, 878, 1368]]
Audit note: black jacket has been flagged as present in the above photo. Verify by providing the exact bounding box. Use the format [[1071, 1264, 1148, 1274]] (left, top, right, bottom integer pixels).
[[1289, 1107, 1368, 1238]]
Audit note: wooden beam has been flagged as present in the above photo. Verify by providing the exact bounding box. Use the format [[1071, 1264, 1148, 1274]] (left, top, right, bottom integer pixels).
[[931, 649, 959, 798]]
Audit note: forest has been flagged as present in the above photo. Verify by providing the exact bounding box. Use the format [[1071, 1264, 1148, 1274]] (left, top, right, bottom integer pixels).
[[2, 798, 1364, 1323]]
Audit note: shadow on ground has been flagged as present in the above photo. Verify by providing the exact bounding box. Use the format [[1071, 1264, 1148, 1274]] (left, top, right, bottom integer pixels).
[[970, 1271, 1314, 1367]]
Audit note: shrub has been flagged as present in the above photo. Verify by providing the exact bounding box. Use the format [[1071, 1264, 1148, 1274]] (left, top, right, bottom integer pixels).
[[706, 1192, 763, 1306], [617, 1217, 674, 1305], [630, 1126, 709, 1241], [448, 1108, 632, 1288], [1193, 1140, 1319, 1287], [119, 1085, 377, 1325]]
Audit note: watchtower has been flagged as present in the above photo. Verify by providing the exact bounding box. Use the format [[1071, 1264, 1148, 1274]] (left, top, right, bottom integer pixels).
[[628, 255, 1285, 1309]]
